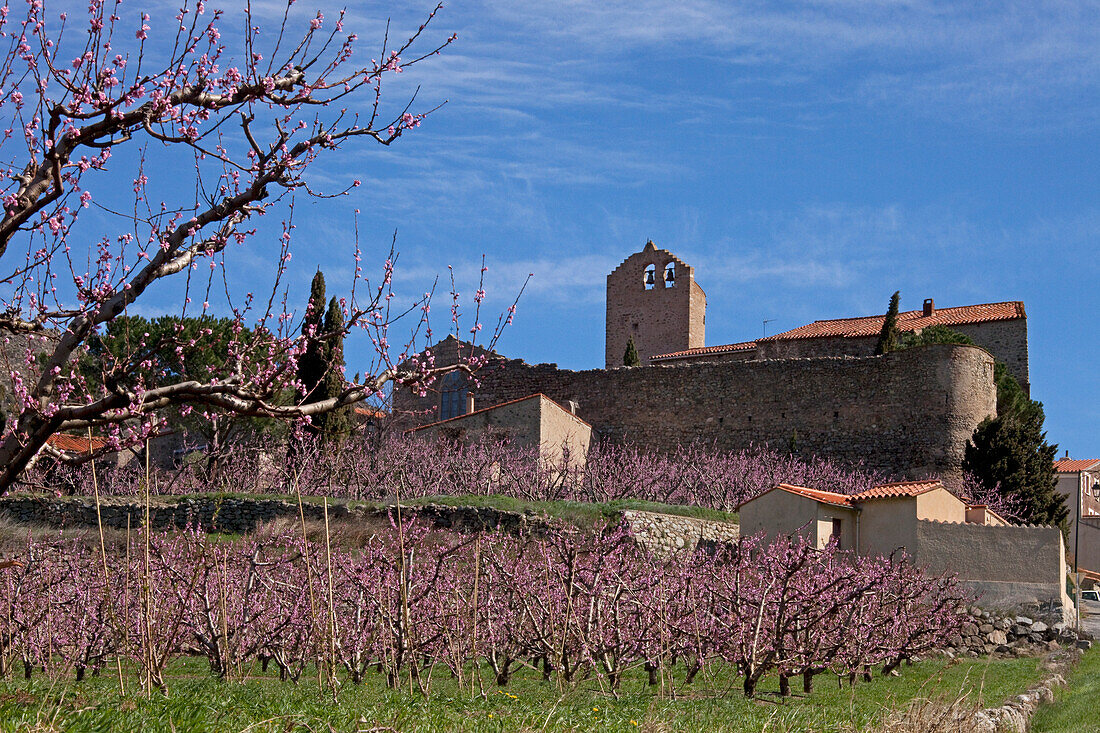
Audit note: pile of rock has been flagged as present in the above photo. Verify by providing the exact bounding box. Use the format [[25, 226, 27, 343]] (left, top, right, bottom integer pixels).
[[943, 605, 1091, 658]]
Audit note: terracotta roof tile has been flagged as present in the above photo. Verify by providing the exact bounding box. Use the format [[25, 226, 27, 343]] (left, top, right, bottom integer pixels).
[[851, 480, 943, 501], [46, 434, 109, 454], [759, 301, 1025, 342], [772, 483, 854, 508], [1055, 459, 1100, 473], [651, 341, 757, 361]]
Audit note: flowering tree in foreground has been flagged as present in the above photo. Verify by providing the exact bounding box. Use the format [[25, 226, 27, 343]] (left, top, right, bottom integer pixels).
[[0, 1, 502, 493]]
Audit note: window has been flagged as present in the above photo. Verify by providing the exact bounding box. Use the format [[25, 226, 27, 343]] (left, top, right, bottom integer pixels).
[[643, 264, 656, 290], [830, 518, 843, 547], [439, 371, 468, 421]]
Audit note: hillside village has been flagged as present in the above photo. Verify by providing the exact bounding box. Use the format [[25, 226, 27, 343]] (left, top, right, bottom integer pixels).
[[395, 240, 1096, 626], [0, 1, 1097, 728], [7, 238, 1092, 632]]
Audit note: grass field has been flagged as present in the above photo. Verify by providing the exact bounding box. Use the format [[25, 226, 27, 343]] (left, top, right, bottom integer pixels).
[[0, 655, 1040, 732], [1031, 648, 1100, 733], [4, 490, 740, 529]]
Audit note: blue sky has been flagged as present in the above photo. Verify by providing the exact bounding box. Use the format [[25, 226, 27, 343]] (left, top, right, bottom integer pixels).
[[65, 1, 1100, 456]]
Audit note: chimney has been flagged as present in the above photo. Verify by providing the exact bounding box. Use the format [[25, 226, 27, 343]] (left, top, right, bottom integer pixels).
[[466, 393, 475, 415], [567, 400, 579, 415], [923, 298, 935, 317]]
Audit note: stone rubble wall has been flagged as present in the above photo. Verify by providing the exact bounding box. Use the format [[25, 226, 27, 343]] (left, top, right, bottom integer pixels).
[[0, 495, 738, 550], [972, 648, 1079, 733], [396, 344, 998, 482], [0, 494, 554, 537], [943, 605, 1092, 660], [621, 509, 740, 555]]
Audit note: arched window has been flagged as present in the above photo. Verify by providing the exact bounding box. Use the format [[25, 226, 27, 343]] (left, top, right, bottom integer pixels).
[[664, 263, 676, 287], [643, 264, 656, 290], [439, 371, 468, 420]]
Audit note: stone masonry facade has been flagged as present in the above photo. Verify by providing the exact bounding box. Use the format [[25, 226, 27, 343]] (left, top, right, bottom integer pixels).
[[605, 241, 706, 368], [397, 344, 998, 481]]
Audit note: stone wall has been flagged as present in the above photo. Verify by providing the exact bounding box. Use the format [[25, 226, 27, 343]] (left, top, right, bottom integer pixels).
[[0, 494, 554, 536], [946, 606, 1085, 659], [397, 344, 998, 481], [952, 318, 1030, 395], [0, 496, 739, 554], [622, 509, 740, 556]]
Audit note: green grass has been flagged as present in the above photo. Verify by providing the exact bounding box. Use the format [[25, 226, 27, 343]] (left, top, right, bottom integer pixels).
[[405, 493, 739, 526], [0, 655, 1040, 732], [6, 489, 739, 528], [1031, 648, 1100, 732]]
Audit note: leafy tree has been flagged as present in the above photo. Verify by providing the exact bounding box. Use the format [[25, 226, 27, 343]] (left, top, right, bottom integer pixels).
[[963, 368, 1064, 527], [83, 314, 281, 471], [874, 291, 902, 355], [623, 336, 641, 367], [899, 324, 974, 349]]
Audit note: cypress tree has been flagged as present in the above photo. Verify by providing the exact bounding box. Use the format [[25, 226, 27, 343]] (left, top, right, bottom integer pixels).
[[312, 296, 352, 442], [623, 336, 640, 367], [874, 291, 901, 355], [298, 270, 327, 403]]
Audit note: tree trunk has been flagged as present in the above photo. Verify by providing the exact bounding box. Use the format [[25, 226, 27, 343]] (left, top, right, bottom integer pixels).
[[779, 673, 790, 697]]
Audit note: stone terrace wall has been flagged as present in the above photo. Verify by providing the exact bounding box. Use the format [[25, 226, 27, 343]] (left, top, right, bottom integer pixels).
[[0, 495, 552, 537], [0, 496, 741, 556], [400, 344, 997, 481], [622, 510, 740, 556]]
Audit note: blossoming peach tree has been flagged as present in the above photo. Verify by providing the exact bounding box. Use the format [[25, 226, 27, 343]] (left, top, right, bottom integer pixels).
[[0, 1, 505, 492]]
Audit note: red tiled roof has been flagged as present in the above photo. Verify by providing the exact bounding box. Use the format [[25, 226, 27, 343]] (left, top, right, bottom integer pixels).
[[743, 480, 950, 511], [651, 341, 757, 361], [759, 301, 1025, 342], [354, 406, 388, 419], [771, 483, 854, 508], [406, 393, 590, 433], [46, 434, 109, 454], [1055, 459, 1100, 473], [851, 480, 943, 501]]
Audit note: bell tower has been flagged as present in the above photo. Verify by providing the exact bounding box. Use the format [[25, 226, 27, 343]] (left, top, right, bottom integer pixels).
[[605, 240, 706, 368]]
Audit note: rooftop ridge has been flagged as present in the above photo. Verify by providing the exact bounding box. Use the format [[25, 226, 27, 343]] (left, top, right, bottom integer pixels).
[[407, 392, 591, 433], [802, 301, 1024, 326], [652, 341, 757, 361], [760, 301, 1025, 342]]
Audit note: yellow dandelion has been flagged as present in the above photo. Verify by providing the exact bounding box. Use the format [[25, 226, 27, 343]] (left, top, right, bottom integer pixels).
[[592, 706, 599, 712], [488, 713, 494, 718], [630, 721, 638, 727]]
